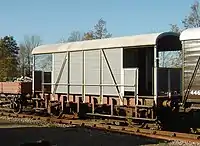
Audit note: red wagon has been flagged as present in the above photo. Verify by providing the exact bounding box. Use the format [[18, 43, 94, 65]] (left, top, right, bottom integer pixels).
[[0, 81, 32, 114]]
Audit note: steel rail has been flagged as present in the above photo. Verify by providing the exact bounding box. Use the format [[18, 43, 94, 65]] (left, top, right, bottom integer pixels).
[[0, 111, 200, 143]]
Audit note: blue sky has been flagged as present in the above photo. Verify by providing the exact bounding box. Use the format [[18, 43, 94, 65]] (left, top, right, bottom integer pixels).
[[0, 0, 194, 44]]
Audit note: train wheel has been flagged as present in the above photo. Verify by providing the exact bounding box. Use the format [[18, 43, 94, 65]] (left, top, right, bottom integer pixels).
[[13, 98, 22, 114], [51, 104, 63, 119]]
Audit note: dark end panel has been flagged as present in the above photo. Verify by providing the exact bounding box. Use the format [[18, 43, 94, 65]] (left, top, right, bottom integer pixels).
[[157, 68, 182, 95], [34, 71, 42, 92], [123, 48, 139, 68], [34, 71, 51, 93], [170, 69, 182, 93], [44, 72, 51, 93]]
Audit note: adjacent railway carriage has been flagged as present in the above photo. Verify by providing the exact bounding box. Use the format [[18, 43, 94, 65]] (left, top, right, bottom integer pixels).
[[180, 28, 200, 108]]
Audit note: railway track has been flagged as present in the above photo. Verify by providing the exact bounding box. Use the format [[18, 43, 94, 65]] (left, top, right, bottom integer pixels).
[[0, 111, 200, 144]]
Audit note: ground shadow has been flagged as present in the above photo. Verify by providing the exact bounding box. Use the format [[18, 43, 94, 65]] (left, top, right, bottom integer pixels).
[[0, 124, 167, 146]]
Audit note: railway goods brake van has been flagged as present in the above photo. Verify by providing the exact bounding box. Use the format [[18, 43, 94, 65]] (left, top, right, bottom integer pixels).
[[31, 31, 182, 122], [2, 27, 200, 132]]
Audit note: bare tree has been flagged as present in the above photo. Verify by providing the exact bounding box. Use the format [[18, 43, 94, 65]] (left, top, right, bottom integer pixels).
[[93, 18, 112, 39], [58, 31, 84, 43], [59, 18, 112, 43], [82, 18, 112, 40], [19, 35, 42, 77], [170, 1, 200, 31], [19, 44, 27, 77], [168, 1, 200, 68], [82, 31, 95, 40], [58, 37, 67, 43], [35, 54, 52, 72], [170, 24, 182, 33], [182, 0, 200, 28], [67, 31, 82, 42]]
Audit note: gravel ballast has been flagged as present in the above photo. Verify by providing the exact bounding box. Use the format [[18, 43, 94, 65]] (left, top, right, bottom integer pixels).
[[0, 116, 199, 146]]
